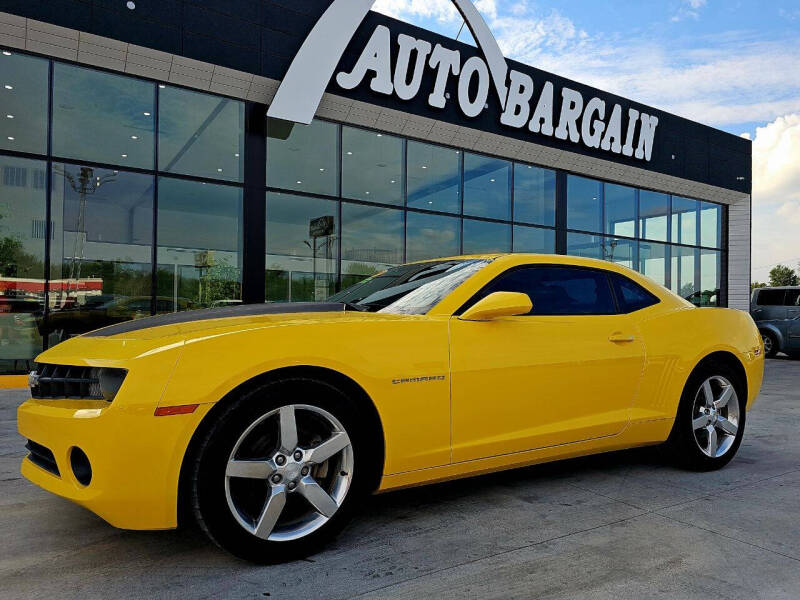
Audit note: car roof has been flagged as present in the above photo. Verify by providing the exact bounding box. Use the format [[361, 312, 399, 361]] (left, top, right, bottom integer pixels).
[[755, 286, 800, 290]]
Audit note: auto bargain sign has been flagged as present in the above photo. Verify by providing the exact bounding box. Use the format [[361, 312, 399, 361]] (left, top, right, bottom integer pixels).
[[267, 0, 659, 162]]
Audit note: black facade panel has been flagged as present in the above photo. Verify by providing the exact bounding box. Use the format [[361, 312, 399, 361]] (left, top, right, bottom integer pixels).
[[0, 0, 751, 194]]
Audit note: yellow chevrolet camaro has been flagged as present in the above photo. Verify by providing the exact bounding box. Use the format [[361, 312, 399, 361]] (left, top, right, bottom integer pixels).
[[19, 254, 764, 562]]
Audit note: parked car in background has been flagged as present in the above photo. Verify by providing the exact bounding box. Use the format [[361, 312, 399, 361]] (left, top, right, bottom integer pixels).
[[756, 316, 800, 359], [751, 287, 800, 322]]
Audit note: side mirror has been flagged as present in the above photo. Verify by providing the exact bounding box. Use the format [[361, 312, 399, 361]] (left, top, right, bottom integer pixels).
[[459, 292, 533, 322]]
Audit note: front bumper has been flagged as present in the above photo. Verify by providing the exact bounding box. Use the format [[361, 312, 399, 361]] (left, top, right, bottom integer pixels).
[[18, 397, 212, 530]]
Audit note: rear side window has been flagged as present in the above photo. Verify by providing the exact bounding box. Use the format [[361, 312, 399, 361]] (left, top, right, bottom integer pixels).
[[611, 274, 659, 313], [467, 266, 616, 316], [756, 290, 786, 306], [785, 290, 800, 307]]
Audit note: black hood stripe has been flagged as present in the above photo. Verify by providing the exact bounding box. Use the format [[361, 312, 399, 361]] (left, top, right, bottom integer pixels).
[[84, 303, 346, 338]]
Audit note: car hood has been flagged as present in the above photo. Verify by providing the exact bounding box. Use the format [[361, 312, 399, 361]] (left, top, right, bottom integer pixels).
[[35, 303, 416, 366]]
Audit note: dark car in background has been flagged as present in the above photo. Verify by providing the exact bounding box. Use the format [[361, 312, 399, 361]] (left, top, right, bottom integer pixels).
[[751, 287, 800, 358], [751, 287, 800, 322]]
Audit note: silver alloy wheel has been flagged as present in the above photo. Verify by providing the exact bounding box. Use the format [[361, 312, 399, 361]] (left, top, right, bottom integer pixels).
[[224, 404, 354, 542], [692, 375, 740, 458], [762, 333, 773, 356]]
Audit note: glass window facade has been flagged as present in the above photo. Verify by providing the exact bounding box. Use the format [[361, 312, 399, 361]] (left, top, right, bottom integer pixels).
[[407, 141, 461, 213], [53, 63, 155, 169], [514, 164, 555, 226], [266, 192, 338, 302], [157, 178, 242, 311], [342, 127, 403, 205], [463, 153, 511, 220], [0, 49, 729, 372], [49, 163, 153, 344], [0, 51, 48, 155], [267, 119, 338, 196], [158, 86, 244, 182], [0, 155, 46, 373], [567, 175, 602, 233]]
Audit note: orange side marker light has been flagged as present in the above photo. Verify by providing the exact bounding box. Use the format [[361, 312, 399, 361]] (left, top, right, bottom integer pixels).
[[154, 404, 199, 417]]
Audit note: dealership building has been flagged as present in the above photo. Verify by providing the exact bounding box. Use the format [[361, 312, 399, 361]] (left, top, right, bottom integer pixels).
[[0, 0, 751, 375]]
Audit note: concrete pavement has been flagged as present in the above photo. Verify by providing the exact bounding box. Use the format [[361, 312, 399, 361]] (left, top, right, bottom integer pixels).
[[1, 359, 799, 599]]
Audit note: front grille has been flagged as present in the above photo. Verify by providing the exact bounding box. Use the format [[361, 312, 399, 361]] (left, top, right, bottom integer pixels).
[[30, 364, 102, 400], [25, 440, 60, 477]]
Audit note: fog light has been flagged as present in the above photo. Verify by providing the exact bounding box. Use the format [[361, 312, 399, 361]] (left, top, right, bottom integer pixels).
[[70, 447, 92, 486]]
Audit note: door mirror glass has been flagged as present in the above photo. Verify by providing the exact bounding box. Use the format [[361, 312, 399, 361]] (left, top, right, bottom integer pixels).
[[459, 292, 532, 321]]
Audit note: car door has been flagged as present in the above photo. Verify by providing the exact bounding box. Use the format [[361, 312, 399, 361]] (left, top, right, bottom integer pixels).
[[449, 265, 646, 463]]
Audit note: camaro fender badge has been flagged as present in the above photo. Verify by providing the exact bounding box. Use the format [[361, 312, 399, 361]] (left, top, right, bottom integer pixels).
[[28, 371, 40, 389], [392, 375, 446, 385]]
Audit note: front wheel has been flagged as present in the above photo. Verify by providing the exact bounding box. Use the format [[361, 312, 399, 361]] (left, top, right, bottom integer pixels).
[[189, 379, 377, 563], [665, 361, 746, 471]]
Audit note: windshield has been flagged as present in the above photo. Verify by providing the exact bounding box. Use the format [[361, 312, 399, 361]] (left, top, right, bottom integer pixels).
[[329, 259, 491, 315]]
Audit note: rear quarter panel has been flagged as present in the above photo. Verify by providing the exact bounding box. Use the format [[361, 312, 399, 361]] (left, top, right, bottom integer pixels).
[[158, 315, 452, 475], [634, 307, 763, 431]]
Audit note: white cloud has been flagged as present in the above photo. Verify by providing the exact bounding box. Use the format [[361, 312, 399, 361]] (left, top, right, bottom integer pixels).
[[750, 114, 800, 281], [671, 0, 708, 22]]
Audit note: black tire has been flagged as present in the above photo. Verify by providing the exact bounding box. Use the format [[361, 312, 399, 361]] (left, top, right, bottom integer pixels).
[[786, 351, 800, 360], [188, 378, 381, 563], [665, 359, 746, 471], [761, 330, 778, 358]]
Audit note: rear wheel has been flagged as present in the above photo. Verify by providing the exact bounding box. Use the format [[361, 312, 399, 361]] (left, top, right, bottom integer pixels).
[[761, 330, 778, 358], [189, 379, 378, 563], [665, 360, 746, 471]]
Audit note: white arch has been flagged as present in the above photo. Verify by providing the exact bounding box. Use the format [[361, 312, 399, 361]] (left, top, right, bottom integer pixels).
[[267, 0, 509, 124]]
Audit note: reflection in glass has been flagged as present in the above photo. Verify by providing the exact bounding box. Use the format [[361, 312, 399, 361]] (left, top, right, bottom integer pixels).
[[514, 164, 555, 226], [605, 183, 636, 237], [700, 249, 721, 306], [567, 233, 635, 268], [0, 52, 48, 155], [406, 212, 460, 262], [159, 86, 244, 182], [53, 63, 155, 169], [157, 178, 242, 310], [671, 196, 698, 245], [49, 163, 153, 344], [407, 141, 461, 213], [266, 193, 339, 302], [567, 175, 602, 233], [342, 127, 403, 205], [639, 241, 668, 287], [267, 119, 338, 196], [0, 156, 46, 372], [513, 226, 555, 254], [671, 245, 698, 300], [463, 153, 511, 220], [341, 203, 403, 279], [463, 219, 511, 254], [639, 190, 669, 242], [700, 201, 722, 248]]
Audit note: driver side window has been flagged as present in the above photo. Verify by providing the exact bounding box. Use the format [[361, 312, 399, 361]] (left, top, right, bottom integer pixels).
[[465, 266, 616, 316]]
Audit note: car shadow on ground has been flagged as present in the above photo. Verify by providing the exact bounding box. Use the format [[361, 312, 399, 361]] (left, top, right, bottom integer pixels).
[[107, 445, 668, 564]]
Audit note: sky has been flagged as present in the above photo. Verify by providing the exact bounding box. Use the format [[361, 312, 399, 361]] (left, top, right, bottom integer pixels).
[[372, 0, 800, 282]]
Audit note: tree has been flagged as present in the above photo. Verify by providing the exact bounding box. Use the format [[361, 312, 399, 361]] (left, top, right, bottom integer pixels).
[[751, 281, 768, 290], [769, 265, 798, 287]]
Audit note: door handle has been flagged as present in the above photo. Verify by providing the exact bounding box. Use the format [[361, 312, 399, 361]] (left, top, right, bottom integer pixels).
[[609, 332, 636, 343]]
